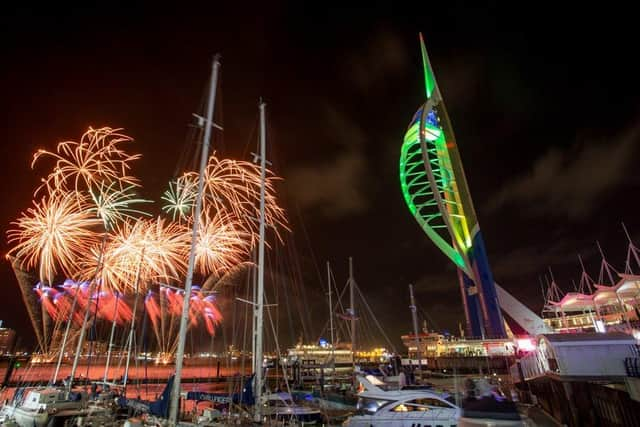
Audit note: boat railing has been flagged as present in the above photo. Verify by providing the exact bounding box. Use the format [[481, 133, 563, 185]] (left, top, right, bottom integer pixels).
[[625, 357, 640, 377]]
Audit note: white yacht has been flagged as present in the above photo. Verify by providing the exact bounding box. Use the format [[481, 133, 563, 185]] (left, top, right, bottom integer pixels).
[[344, 376, 459, 427], [260, 392, 323, 425], [0, 388, 87, 427]]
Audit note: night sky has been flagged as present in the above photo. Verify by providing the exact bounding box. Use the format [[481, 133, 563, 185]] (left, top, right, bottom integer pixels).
[[2, 3, 640, 352]]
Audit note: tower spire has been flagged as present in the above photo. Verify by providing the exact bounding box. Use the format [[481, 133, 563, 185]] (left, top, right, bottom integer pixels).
[[419, 33, 437, 100]]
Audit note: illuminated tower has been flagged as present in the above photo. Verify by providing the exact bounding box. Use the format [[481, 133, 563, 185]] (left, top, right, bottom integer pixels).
[[399, 35, 506, 338]]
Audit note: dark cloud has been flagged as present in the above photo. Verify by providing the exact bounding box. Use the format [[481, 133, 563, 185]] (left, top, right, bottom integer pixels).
[[286, 107, 369, 218], [435, 53, 485, 112], [347, 30, 409, 91], [410, 267, 464, 331], [487, 126, 639, 219], [491, 241, 588, 281]]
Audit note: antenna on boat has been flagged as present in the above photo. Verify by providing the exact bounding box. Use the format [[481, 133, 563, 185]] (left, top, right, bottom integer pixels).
[[169, 54, 221, 425]]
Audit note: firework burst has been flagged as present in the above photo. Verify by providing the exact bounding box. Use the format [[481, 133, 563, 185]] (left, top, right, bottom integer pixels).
[[162, 155, 288, 242], [202, 156, 288, 238], [85, 218, 190, 293], [32, 127, 141, 195], [89, 182, 152, 230], [7, 192, 101, 284], [195, 209, 251, 276], [161, 175, 197, 221]]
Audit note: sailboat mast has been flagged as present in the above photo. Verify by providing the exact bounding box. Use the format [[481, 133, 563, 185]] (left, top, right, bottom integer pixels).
[[349, 257, 356, 365], [409, 283, 422, 382], [122, 259, 143, 393], [52, 279, 82, 384], [68, 234, 108, 390], [103, 292, 120, 383], [327, 261, 334, 348], [251, 248, 257, 380], [169, 55, 221, 425], [253, 100, 267, 422], [327, 261, 335, 381]]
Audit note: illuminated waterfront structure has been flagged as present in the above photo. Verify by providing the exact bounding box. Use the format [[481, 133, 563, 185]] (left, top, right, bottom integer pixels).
[[542, 274, 640, 334], [0, 324, 16, 355], [399, 35, 505, 338]]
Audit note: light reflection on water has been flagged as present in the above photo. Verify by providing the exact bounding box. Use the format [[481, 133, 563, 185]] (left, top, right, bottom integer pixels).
[[0, 361, 251, 409]]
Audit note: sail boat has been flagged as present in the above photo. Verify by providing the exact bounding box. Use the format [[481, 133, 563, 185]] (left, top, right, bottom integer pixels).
[[251, 101, 324, 425], [153, 53, 315, 425]]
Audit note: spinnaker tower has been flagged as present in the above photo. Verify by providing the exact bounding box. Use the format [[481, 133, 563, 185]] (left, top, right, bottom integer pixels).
[[400, 34, 505, 338]]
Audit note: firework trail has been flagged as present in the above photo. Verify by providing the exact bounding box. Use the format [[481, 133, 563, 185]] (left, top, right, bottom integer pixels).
[[145, 286, 223, 354], [44, 280, 133, 326], [8, 257, 49, 352], [26, 278, 133, 356]]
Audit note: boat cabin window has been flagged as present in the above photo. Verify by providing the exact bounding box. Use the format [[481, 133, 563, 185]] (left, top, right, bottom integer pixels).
[[392, 403, 427, 412], [410, 397, 454, 408], [392, 398, 454, 412], [357, 397, 392, 415]]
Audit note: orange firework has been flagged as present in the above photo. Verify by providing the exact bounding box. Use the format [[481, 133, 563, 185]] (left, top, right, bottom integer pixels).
[[142, 217, 190, 283], [32, 127, 141, 195], [203, 156, 288, 238], [163, 155, 288, 242], [195, 209, 251, 276], [7, 192, 101, 285], [88, 217, 190, 293]]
